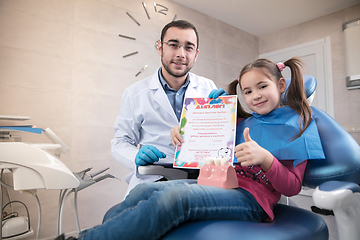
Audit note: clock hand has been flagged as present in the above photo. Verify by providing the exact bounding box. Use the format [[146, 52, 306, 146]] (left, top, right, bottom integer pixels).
[[135, 65, 148, 77], [123, 51, 138, 58], [126, 12, 140, 26], [142, 2, 150, 19], [118, 34, 136, 41]]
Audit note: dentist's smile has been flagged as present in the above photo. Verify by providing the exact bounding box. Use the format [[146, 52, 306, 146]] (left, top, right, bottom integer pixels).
[[173, 61, 186, 66]]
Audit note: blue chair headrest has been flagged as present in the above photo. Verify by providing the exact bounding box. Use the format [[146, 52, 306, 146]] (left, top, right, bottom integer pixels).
[[281, 75, 317, 104], [303, 107, 360, 188]]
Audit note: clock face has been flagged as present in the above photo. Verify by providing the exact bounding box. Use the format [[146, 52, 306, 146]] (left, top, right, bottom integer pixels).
[[119, 2, 178, 77]]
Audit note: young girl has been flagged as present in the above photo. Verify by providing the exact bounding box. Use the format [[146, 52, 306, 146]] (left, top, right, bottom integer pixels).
[[58, 58, 324, 240], [227, 57, 325, 220]]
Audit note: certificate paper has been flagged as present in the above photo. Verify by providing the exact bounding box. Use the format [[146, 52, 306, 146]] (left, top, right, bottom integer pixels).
[[174, 96, 237, 169]]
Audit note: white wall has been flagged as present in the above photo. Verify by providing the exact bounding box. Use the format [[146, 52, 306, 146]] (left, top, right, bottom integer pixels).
[[259, 4, 360, 143]]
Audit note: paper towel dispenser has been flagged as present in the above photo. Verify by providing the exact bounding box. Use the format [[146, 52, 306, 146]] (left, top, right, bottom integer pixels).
[[343, 18, 360, 89]]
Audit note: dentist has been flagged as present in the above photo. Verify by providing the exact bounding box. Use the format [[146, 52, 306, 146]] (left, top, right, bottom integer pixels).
[[111, 20, 222, 196]]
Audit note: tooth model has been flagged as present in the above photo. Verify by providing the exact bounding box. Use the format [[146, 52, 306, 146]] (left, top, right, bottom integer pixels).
[[197, 157, 238, 189]]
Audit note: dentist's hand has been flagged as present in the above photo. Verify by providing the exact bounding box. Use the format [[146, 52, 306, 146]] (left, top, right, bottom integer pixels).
[[135, 145, 166, 166], [234, 128, 273, 172], [208, 88, 227, 99]]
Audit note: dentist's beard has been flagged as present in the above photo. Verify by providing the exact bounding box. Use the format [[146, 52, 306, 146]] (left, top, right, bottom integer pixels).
[[161, 58, 193, 78]]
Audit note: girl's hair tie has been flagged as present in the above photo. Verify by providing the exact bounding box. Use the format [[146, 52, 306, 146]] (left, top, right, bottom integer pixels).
[[277, 62, 286, 72]]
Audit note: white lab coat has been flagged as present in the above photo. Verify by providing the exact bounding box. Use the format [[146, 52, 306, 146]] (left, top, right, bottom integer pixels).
[[111, 69, 217, 196]]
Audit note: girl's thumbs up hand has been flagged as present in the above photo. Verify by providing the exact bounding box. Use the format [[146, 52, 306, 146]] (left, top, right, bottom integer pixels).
[[243, 127, 252, 142], [235, 128, 274, 172]]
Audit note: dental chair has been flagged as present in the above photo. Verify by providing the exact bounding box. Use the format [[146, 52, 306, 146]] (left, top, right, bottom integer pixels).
[[0, 126, 117, 239], [103, 76, 360, 240], [0, 127, 80, 240]]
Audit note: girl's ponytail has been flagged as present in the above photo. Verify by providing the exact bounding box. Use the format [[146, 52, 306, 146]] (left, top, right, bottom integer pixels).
[[283, 58, 312, 139], [228, 79, 252, 119]]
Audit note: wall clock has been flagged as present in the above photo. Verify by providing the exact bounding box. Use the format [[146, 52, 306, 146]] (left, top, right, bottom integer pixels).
[[119, 2, 178, 77]]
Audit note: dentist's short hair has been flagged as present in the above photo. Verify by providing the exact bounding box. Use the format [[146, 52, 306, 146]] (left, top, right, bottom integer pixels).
[[160, 20, 199, 50]]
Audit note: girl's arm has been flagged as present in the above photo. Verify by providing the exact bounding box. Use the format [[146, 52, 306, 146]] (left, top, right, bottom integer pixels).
[[235, 127, 306, 196], [266, 158, 307, 197]]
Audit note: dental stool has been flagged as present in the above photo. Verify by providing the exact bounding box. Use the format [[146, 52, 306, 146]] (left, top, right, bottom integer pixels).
[[104, 76, 360, 240]]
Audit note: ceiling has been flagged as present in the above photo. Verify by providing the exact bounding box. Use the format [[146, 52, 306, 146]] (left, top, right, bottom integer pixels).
[[171, 0, 360, 37]]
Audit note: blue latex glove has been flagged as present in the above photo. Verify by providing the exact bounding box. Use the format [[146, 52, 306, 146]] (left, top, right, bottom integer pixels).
[[135, 145, 166, 166], [208, 88, 227, 99]]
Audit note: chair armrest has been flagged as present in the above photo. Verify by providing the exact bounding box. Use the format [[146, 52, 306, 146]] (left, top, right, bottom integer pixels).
[[313, 180, 360, 240], [138, 165, 188, 180], [313, 180, 360, 210]]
